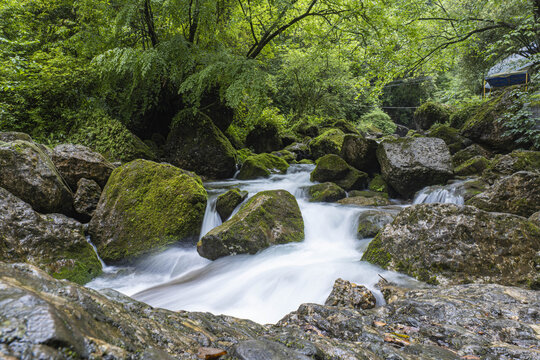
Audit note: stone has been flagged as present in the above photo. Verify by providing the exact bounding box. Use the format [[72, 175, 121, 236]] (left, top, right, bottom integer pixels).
[[340, 134, 379, 174], [198, 190, 304, 260], [324, 278, 376, 310], [246, 123, 283, 154], [356, 210, 397, 238], [413, 102, 450, 130], [292, 118, 319, 138], [376, 137, 453, 198], [394, 124, 409, 137], [338, 194, 390, 207], [197, 347, 227, 359], [307, 182, 346, 203], [368, 174, 389, 194], [310, 154, 368, 191], [89, 159, 207, 263], [0, 131, 33, 142], [237, 153, 289, 180], [0, 140, 73, 215], [529, 211, 540, 226], [426, 124, 469, 154], [330, 119, 360, 135], [271, 149, 296, 163], [309, 129, 345, 160], [467, 171, 540, 217], [452, 144, 492, 167], [454, 156, 490, 176], [165, 110, 237, 179], [233, 339, 311, 360], [0, 188, 101, 284], [482, 150, 540, 184], [216, 188, 248, 221], [361, 203, 540, 288], [73, 178, 102, 221], [51, 143, 114, 189], [284, 142, 311, 161]]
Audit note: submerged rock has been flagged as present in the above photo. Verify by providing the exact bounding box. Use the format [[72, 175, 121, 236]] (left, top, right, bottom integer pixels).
[[362, 203, 540, 288], [0, 188, 101, 284], [376, 137, 453, 198], [52, 143, 114, 189], [165, 110, 237, 179], [310, 154, 368, 191], [324, 278, 376, 310], [89, 160, 207, 263], [356, 209, 397, 238], [0, 140, 73, 215], [237, 153, 289, 180], [73, 178, 102, 221], [340, 134, 379, 174], [216, 188, 248, 221], [467, 171, 540, 217], [307, 182, 346, 203], [309, 129, 345, 159], [198, 190, 304, 260]]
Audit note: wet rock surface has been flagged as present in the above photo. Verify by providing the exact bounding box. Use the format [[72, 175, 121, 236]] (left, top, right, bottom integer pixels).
[[198, 190, 304, 260], [52, 143, 114, 189], [362, 203, 540, 288], [467, 171, 540, 217], [324, 278, 376, 309], [0, 140, 73, 215], [307, 182, 346, 202], [237, 153, 289, 180], [340, 134, 379, 174], [356, 209, 397, 238], [73, 178, 102, 221], [216, 188, 248, 221], [376, 137, 453, 198], [0, 188, 101, 284], [89, 159, 207, 263], [310, 154, 368, 191]]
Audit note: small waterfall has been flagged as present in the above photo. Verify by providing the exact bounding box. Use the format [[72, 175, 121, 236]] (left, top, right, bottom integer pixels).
[[86, 235, 107, 269], [199, 196, 222, 238], [413, 181, 466, 205]]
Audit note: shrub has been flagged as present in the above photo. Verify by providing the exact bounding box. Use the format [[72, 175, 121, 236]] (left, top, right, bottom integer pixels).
[[358, 109, 396, 135], [413, 102, 451, 130]]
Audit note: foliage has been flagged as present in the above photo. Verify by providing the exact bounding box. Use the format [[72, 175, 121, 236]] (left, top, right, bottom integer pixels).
[[358, 109, 396, 135], [499, 84, 540, 149], [414, 102, 451, 130]]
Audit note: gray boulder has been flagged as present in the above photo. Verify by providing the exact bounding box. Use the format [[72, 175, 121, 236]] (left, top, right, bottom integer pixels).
[[362, 203, 540, 288], [356, 210, 397, 238], [0, 140, 73, 214], [376, 137, 453, 198], [310, 154, 368, 191], [340, 134, 379, 174], [52, 143, 114, 189], [0, 131, 33, 142], [198, 190, 304, 260], [0, 188, 101, 284], [73, 178, 102, 221]]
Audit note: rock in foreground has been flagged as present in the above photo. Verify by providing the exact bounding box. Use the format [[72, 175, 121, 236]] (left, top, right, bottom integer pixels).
[[376, 137, 453, 198], [198, 190, 304, 260], [362, 203, 540, 288], [324, 278, 376, 310], [0, 188, 101, 284], [89, 160, 207, 263]]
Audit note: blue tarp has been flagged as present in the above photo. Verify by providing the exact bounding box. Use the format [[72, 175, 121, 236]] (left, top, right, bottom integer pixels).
[[486, 71, 529, 88]]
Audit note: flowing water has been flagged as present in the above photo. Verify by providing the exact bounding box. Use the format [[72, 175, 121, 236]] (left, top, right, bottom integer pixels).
[[412, 180, 466, 205], [87, 165, 464, 324]]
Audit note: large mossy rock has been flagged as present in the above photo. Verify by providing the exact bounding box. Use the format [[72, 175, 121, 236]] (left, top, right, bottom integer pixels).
[[52, 143, 114, 189], [0, 188, 101, 284], [460, 91, 519, 151], [467, 171, 540, 217], [426, 124, 469, 154], [165, 110, 237, 179], [216, 188, 248, 221], [330, 119, 360, 135], [338, 193, 391, 207], [0, 140, 73, 215], [309, 129, 345, 159], [340, 134, 379, 174], [362, 203, 540, 288], [482, 150, 540, 183], [413, 102, 451, 130], [310, 154, 368, 191], [376, 137, 453, 198], [454, 156, 490, 176], [237, 153, 289, 180], [307, 182, 346, 203], [89, 160, 207, 263], [198, 190, 304, 260], [452, 144, 492, 167]]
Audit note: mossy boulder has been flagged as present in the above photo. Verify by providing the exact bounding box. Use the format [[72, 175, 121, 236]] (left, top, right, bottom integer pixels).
[[413, 102, 451, 130], [452, 144, 492, 167], [482, 150, 540, 184], [89, 160, 207, 263], [237, 148, 256, 165], [467, 171, 540, 217], [427, 124, 469, 154], [165, 110, 237, 179], [338, 192, 391, 207], [450, 102, 479, 129], [330, 119, 360, 135], [292, 117, 319, 138], [246, 122, 283, 154], [307, 182, 346, 203], [0, 140, 73, 215], [0, 188, 102, 284], [198, 190, 304, 260], [529, 211, 540, 226], [237, 153, 289, 180], [460, 91, 520, 151], [454, 156, 490, 176], [309, 129, 345, 159], [357, 210, 398, 239], [340, 134, 379, 174], [310, 154, 368, 191], [52, 144, 114, 189], [361, 203, 540, 288], [376, 137, 453, 198], [216, 188, 248, 221], [368, 174, 389, 194], [271, 149, 297, 163], [284, 142, 311, 161]]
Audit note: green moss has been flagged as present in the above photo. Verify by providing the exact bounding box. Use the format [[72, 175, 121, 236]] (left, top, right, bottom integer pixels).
[[414, 102, 451, 130], [368, 175, 388, 193], [454, 156, 490, 176], [52, 245, 102, 284], [308, 182, 346, 202], [309, 129, 345, 159], [361, 234, 392, 268], [271, 150, 296, 163], [237, 153, 289, 180], [427, 124, 463, 147], [237, 148, 256, 165]]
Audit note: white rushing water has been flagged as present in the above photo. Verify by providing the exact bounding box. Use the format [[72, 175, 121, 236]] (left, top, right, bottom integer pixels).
[[412, 180, 466, 205], [87, 164, 416, 324]]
